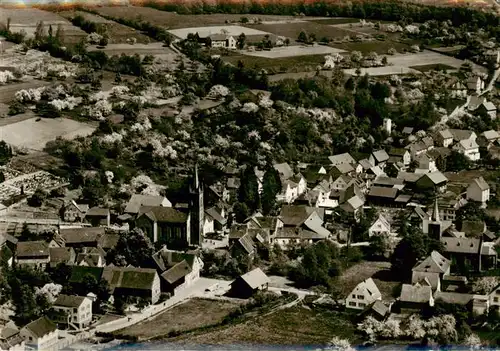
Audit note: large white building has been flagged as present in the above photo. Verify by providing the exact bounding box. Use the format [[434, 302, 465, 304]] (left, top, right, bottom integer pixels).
[[345, 278, 382, 310], [52, 294, 93, 330]]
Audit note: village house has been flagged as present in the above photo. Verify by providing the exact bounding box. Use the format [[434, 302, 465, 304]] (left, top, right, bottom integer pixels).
[[437, 192, 466, 222], [230, 232, 256, 258], [345, 278, 382, 310], [436, 129, 454, 148], [49, 247, 75, 268], [369, 149, 390, 169], [441, 237, 498, 272], [331, 174, 354, 191], [273, 163, 294, 180], [228, 268, 270, 298], [453, 139, 480, 161], [206, 33, 237, 49], [411, 251, 451, 291], [467, 177, 490, 206], [0, 323, 25, 351], [59, 227, 105, 248], [479, 130, 500, 148], [153, 248, 202, 292], [0, 233, 17, 268], [466, 76, 485, 94], [415, 171, 448, 193], [368, 214, 391, 237], [328, 152, 356, 167], [366, 187, 398, 207], [388, 148, 411, 166], [203, 206, 227, 235], [279, 205, 330, 239], [339, 195, 364, 220], [85, 207, 111, 227], [135, 206, 190, 248], [414, 154, 437, 174], [399, 283, 434, 312], [277, 179, 300, 203], [489, 284, 500, 310], [406, 141, 428, 160], [15, 241, 50, 269], [449, 129, 477, 143], [20, 316, 58, 351], [76, 247, 106, 267], [124, 194, 172, 216], [62, 200, 89, 222], [446, 78, 467, 99], [476, 100, 497, 119], [52, 294, 93, 330]]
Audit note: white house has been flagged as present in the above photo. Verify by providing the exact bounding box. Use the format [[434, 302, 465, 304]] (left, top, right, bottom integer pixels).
[[331, 175, 353, 191], [489, 283, 500, 310], [277, 179, 300, 204], [453, 139, 480, 161], [477, 101, 497, 120], [345, 278, 382, 310], [466, 76, 485, 94], [368, 214, 391, 237], [414, 154, 437, 174], [20, 317, 58, 351], [466, 177, 490, 205], [52, 294, 93, 330], [328, 153, 356, 167], [436, 130, 453, 147], [207, 34, 236, 49]]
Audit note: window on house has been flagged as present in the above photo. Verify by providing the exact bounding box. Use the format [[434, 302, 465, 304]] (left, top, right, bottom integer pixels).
[[357, 295, 364, 299], [494, 297, 499, 302], [358, 303, 366, 307], [352, 294, 356, 298], [349, 302, 356, 306]]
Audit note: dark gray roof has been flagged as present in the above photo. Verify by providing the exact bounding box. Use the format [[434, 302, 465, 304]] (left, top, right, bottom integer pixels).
[[138, 206, 189, 223], [49, 247, 74, 265], [434, 291, 474, 305], [400, 283, 432, 303], [23, 317, 56, 338], [16, 241, 49, 258], [368, 186, 398, 199], [161, 260, 192, 284], [372, 150, 389, 163], [125, 194, 170, 214], [205, 207, 226, 225], [60, 227, 105, 244], [86, 207, 110, 217], [54, 294, 87, 308], [238, 233, 255, 255], [413, 251, 450, 274], [373, 176, 404, 187]]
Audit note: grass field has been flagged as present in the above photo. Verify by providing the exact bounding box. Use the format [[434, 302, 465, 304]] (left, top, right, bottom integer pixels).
[[242, 45, 345, 59], [87, 42, 177, 58], [223, 53, 326, 73], [247, 22, 355, 42], [116, 298, 241, 341], [0, 8, 86, 43], [174, 305, 359, 346], [331, 39, 411, 54], [0, 117, 96, 151], [58, 10, 152, 44], [168, 25, 271, 39], [94, 7, 303, 29], [411, 63, 456, 72], [307, 18, 361, 25]]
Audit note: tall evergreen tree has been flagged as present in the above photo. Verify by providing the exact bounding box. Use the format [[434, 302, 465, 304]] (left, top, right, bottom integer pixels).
[[261, 166, 282, 215], [238, 166, 260, 212]]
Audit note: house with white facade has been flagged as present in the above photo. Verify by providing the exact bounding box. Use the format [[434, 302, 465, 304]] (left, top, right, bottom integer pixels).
[[467, 177, 490, 205], [466, 76, 485, 94], [345, 278, 382, 310], [414, 154, 437, 174], [207, 34, 236, 49], [368, 214, 391, 237], [52, 294, 93, 330], [411, 251, 451, 291], [15, 241, 50, 270], [453, 138, 480, 161], [489, 283, 500, 310], [20, 317, 58, 351], [436, 129, 454, 148], [476, 101, 497, 120]]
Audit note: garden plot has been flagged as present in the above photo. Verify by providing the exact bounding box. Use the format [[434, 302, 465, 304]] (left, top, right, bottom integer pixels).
[[168, 25, 271, 39], [386, 51, 467, 69], [87, 42, 177, 58], [0, 117, 95, 151], [4, 171, 65, 194], [0, 8, 86, 43], [242, 45, 346, 59], [344, 66, 421, 76]]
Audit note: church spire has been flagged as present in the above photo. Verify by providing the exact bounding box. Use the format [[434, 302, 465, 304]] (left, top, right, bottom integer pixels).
[[432, 196, 440, 222], [194, 163, 199, 190]]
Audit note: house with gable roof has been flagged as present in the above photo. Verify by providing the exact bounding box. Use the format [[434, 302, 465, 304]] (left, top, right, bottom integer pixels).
[[229, 268, 270, 298], [85, 207, 111, 227], [345, 278, 382, 310], [125, 194, 172, 215], [152, 247, 203, 294], [489, 283, 500, 311], [388, 148, 411, 166], [206, 33, 236, 49], [368, 214, 391, 237], [0, 323, 25, 351], [399, 282, 434, 312], [63, 200, 89, 222], [369, 150, 390, 169], [466, 76, 484, 94], [15, 241, 50, 269], [411, 251, 451, 291], [441, 237, 498, 271], [52, 294, 93, 330], [59, 227, 105, 248], [416, 171, 448, 193], [102, 266, 161, 304], [453, 138, 480, 161], [20, 316, 58, 351], [328, 152, 356, 167], [467, 177, 490, 205], [273, 163, 294, 180], [203, 206, 227, 235], [436, 129, 454, 148], [476, 100, 497, 119], [76, 247, 106, 267]]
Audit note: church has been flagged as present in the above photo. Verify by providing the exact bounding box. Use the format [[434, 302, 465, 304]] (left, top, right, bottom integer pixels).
[[134, 166, 204, 249]]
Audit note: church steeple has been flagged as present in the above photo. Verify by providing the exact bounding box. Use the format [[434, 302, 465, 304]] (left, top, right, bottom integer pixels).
[[194, 163, 199, 190], [189, 164, 203, 246], [432, 197, 440, 222]]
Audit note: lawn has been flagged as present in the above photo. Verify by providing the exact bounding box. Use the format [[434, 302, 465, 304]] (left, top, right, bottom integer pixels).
[[94, 7, 300, 29], [307, 18, 361, 25], [115, 298, 242, 341], [223, 53, 326, 73], [247, 22, 356, 42], [174, 305, 359, 346], [339, 261, 400, 302], [331, 39, 411, 54]]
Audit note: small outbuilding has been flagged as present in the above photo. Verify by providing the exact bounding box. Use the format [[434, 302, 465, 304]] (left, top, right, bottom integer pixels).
[[228, 268, 270, 298]]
